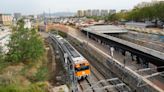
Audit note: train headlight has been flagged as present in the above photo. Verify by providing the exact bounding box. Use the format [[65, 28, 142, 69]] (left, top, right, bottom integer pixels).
[[82, 71, 85, 75]]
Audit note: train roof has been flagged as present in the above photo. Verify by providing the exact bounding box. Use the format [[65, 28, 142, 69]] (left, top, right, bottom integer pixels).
[[53, 34, 88, 64], [63, 42, 80, 57]]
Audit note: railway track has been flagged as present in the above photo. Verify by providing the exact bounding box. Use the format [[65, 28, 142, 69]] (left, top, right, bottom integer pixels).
[[78, 69, 112, 92], [69, 39, 132, 92], [91, 66, 117, 92], [78, 77, 97, 92], [88, 53, 131, 92], [126, 36, 164, 49], [113, 34, 164, 52]]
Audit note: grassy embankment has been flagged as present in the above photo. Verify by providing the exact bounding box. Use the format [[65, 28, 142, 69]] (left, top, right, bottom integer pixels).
[[0, 19, 51, 92]]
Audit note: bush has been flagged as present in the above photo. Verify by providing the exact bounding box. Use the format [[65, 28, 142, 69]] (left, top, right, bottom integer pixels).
[[32, 66, 48, 82], [51, 29, 67, 38], [0, 46, 10, 71], [0, 46, 4, 62], [0, 82, 47, 92], [7, 19, 44, 63]]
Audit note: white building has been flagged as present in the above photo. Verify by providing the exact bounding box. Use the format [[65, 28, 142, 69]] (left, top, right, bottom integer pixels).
[[77, 10, 84, 17], [100, 10, 109, 16], [24, 19, 32, 29], [92, 9, 100, 16], [77, 9, 116, 17], [0, 27, 11, 53], [86, 10, 92, 16]]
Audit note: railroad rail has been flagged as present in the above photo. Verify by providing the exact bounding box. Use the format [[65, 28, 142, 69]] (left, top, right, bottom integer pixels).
[[113, 34, 164, 53], [78, 78, 95, 92], [50, 33, 109, 92], [50, 33, 131, 92], [49, 25, 164, 92], [66, 32, 164, 92], [68, 37, 132, 92]]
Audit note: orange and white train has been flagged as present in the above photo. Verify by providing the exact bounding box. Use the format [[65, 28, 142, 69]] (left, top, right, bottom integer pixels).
[[50, 34, 90, 80]]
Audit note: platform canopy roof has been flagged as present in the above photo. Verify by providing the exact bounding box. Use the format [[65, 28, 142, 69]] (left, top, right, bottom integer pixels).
[[82, 25, 128, 34]]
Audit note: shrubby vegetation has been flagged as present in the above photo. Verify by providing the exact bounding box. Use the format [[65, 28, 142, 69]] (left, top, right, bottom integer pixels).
[[0, 82, 47, 92], [0, 19, 48, 92], [0, 46, 9, 71], [51, 29, 67, 38], [7, 19, 44, 63], [33, 66, 48, 82], [126, 2, 164, 22], [0, 46, 3, 62]]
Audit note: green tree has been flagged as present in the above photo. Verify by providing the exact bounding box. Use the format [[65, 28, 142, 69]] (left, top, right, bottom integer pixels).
[[107, 14, 119, 22], [155, 2, 164, 21], [7, 19, 44, 63], [126, 2, 164, 22], [87, 2, 164, 23]]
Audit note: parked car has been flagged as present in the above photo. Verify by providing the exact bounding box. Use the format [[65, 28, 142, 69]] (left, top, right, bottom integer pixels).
[[157, 21, 164, 28]]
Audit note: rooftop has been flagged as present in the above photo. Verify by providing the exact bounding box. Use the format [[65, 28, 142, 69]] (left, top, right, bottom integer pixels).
[[125, 22, 155, 28], [0, 13, 12, 16], [82, 25, 128, 34]]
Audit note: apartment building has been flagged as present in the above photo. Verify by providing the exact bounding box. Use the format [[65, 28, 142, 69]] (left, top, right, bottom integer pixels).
[[109, 9, 116, 15], [0, 14, 13, 26], [77, 10, 84, 17], [101, 10, 109, 16], [14, 13, 21, 21], [86, 10, 92, 16], [92, 9, 100, 16]]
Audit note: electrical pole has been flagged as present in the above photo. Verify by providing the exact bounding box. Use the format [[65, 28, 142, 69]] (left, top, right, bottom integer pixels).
[[49, 8, 51, 23]]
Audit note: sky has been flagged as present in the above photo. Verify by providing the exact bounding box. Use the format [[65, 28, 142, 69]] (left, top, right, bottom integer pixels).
[[0, 0, 152, 15]]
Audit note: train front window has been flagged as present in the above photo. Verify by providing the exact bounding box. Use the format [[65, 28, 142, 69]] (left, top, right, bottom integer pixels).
[[75, 66, 89, 71]]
